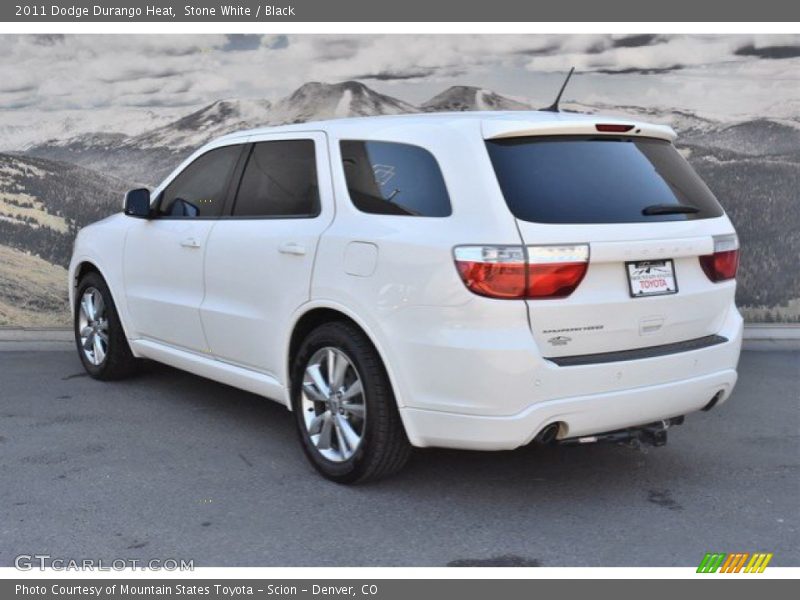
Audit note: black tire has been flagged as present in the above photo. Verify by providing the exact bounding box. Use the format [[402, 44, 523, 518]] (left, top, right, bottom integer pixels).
[[74, 271, 139, 380], [291, 321, 412, 483]]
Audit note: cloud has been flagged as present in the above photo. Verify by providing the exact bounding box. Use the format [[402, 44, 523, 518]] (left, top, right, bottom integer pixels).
[[610, 34, 668, 49], [0, 82, 37, 94], [95, 66, 184, 84], [594, 65, 684, 74], [0, 33, 798, 120], [735, 44, 800, 59], [264, 35, 289, 50], [353, 68, 437, 81], [223, 34, 262, 52], [31, 34, 64, 46]]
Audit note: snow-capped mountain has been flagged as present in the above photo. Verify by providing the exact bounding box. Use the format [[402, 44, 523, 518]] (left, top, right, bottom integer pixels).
[[269, 81, 417, 124], [0, 106, 188, 152], [7, 80, 800, 323], [422, 86, 531, 112], [562, 101, 721, 134], [132, 98, 273, 150], [27, 81, 421, 183], [129, 82, 416, 152]]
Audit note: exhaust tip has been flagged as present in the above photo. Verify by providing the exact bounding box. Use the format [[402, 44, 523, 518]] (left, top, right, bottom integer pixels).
[[702, 391, 724, 412], [534, 423, 560, 445]]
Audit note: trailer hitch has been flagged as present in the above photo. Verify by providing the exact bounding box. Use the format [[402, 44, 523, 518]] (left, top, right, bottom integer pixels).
[[558, 416, 684, 447]]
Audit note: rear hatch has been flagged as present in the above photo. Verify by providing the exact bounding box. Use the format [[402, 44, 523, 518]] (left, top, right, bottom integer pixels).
[[484, 128, 738, 359]]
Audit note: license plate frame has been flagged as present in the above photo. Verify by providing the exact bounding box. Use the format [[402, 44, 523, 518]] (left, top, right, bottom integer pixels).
[[625, 259, 678, 298]]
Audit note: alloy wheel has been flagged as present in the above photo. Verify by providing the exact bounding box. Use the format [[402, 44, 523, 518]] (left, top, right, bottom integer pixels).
[[301, 347, 367, 463], [78, 287, 109, 366]]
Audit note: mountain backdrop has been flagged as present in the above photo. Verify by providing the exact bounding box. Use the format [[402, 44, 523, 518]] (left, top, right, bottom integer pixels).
[[2, 81, 798, 325]]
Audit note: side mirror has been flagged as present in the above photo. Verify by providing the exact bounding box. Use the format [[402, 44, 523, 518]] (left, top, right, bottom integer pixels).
[[124, 188, 151, 218]]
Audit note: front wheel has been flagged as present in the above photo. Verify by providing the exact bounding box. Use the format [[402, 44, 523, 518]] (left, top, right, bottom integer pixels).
[[291, 321, 411, 483], [74, 272, 139, 380]]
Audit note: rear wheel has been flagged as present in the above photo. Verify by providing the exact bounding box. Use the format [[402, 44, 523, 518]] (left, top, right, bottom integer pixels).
[[74, 272, 139, 380], [291, 321, 411, 483]]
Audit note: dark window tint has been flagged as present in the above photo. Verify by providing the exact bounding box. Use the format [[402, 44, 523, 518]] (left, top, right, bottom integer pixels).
[[340, 141, 451, 217], [233, 140, 319, 217], [159, 145, 242, 218], [485, 136, 724, 224]]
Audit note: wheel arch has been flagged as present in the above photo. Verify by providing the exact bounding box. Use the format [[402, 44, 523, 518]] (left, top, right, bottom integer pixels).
[[74, 260, 101, 284], [285, 303, 407, 413], [71, 260, 103, 315], [71, 258, 136, 348]]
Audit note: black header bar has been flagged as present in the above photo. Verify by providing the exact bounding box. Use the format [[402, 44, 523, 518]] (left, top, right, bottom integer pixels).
[[3, 0, 800, 22]]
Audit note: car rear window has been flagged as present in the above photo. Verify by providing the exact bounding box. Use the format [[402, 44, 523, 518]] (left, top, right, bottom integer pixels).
[[340, 140, 451, 217], [485, 136, 724, 224]]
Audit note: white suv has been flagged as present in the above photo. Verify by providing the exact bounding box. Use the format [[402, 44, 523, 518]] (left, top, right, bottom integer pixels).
[[69, 111, 743, 482]]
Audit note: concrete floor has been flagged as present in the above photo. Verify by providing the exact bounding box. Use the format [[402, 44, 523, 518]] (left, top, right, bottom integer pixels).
[[0, 350, 797, 566]]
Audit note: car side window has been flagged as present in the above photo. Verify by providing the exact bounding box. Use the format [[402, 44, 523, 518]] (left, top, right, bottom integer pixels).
[[158, 145, 242, 218], [232, 140, 319, 218], [340, 140, 451, 217]]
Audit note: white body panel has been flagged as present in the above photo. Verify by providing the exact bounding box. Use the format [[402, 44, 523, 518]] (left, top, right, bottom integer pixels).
[[69, 110, 743, 451], [123, 218, 214, 352]]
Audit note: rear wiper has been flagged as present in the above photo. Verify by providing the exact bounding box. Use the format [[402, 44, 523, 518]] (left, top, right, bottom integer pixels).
[[642, 203, 700, 216]]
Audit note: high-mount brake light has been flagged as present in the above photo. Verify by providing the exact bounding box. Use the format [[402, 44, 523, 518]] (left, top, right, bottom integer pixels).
[[595, 124, 635, 133], [699, 234, 739, 282], [454, 244, 589, 300]]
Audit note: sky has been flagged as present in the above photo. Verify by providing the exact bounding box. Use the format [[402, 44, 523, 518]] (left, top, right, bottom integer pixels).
[[0, 34, 798, 147]]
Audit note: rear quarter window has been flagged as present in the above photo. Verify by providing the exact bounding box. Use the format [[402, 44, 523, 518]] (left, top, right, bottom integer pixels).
[[340, 140, 451, 217], [485, 136, 724, 224]]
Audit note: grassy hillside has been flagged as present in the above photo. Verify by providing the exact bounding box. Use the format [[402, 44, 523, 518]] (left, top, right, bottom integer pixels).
[[0, 152, 127, 268], [0, 244, 69, 327], [686, 148, 800, 319]]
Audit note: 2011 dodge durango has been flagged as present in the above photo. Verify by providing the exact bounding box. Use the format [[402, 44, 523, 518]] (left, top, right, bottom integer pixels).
[[68, 111, 743, 482]]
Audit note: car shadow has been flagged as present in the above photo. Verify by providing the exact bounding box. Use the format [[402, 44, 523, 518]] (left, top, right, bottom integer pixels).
[[128, 358, 699, 496]]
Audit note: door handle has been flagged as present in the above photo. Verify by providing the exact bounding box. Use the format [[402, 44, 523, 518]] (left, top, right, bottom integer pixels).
[[278, 242, 306, 256], [180, 237, 200, 249]]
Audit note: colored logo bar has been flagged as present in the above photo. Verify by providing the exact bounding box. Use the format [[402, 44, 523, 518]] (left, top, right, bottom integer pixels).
[[697, 553, 773, 573]]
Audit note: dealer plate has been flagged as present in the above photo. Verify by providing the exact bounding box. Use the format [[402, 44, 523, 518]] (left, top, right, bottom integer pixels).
[[626, 259, 678, 298]]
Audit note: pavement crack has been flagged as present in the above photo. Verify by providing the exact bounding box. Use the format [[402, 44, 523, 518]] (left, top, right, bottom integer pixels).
[[448, 555, 541, 567], [647, 489, 684, 511], [62, 372, 88, 381]]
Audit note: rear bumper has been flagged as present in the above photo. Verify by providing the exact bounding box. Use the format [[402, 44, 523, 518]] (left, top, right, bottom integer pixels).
[[400, 367, 736, 450], [395, 306, 743, 450]]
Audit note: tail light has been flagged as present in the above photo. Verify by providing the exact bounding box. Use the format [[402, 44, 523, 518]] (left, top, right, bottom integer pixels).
[[526, 245, 590, 298], [454, 244, 589, 300], [453, 246, 527, 299], [699, 234, 739, 282]]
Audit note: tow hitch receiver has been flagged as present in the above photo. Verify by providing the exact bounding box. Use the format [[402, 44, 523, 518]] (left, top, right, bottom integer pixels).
[[558, 416, 685, 447]]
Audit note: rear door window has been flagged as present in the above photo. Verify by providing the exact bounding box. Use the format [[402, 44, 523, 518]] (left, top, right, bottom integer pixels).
[[232, 140, 319, 218], [340, 140, 451, 217], [485, 136, 724, 224]]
